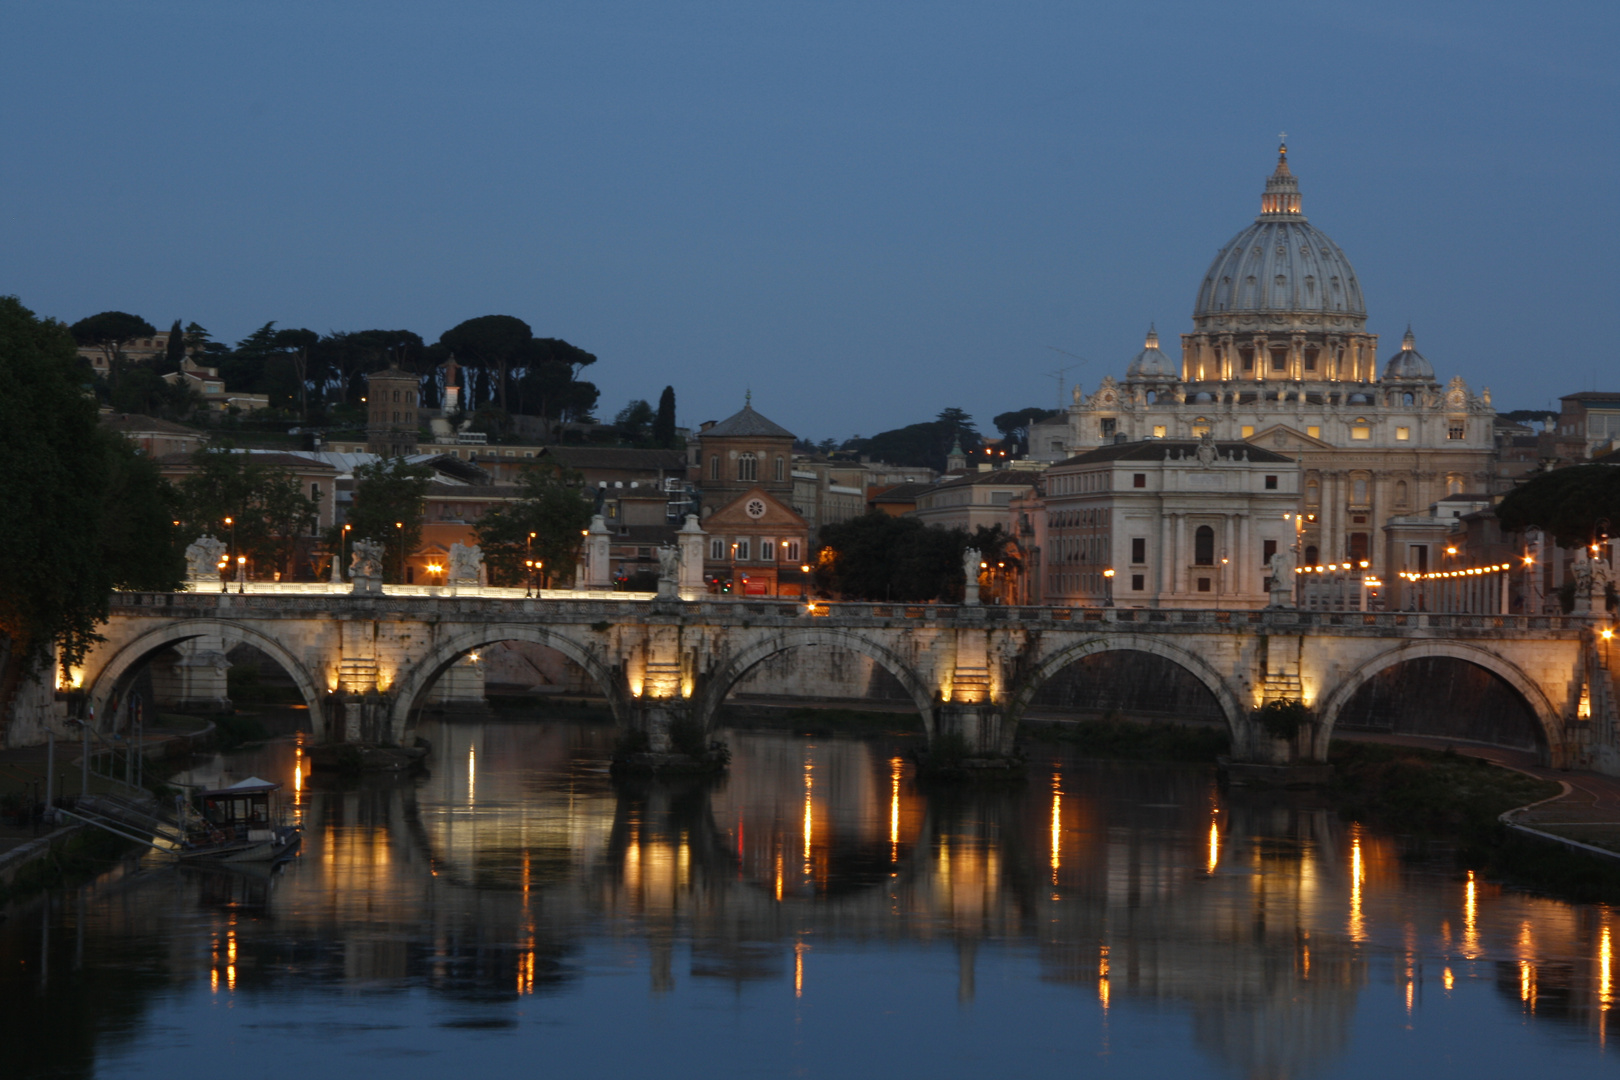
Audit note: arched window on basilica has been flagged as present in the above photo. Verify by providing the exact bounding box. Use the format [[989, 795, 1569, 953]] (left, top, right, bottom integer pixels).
[[738, 453, 757, 482], [709, 455, 720, 481], [774, 456, 785, 482], [1194, 525, 1215, 566], [1446, 474, 1464, 495], [1191, 417, 1212, 437]]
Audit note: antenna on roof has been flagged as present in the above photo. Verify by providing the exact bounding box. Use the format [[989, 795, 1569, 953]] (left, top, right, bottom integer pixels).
[[1043, 347, 1090, 409]]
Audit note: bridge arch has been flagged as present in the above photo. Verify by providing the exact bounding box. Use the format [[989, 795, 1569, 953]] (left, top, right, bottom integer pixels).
[[695, 626, 937, 738], [86, 619, 327, 737], [1005, 634, 1248, 749], [389, 624, 632, 740], [1314, 641, 1565, 762]]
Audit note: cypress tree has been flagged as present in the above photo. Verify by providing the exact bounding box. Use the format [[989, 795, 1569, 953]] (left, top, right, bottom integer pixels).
[[653, 385, 676, 448]]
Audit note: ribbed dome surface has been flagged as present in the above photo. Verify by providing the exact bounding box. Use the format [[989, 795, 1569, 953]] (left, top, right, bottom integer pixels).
[[1192, 146, 1366, 326], [1383, 327, 1435, 381], [1125, 325, 1177, 379]]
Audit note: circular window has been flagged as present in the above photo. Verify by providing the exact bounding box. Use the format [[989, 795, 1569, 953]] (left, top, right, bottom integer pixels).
[[745, 498, 767, 519]]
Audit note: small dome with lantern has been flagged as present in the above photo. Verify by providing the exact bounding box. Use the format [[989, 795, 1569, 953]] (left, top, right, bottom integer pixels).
[[1383, 326, 1436, 381], [1125, 325, 1178, 380]]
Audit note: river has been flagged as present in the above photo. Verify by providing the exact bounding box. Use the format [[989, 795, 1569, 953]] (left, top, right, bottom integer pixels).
[[1, 716, 1615, 1079]]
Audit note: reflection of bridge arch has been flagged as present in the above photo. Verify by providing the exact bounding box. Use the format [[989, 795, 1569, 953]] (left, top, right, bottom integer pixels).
[[86, 619, 326, 736], [1010, 636, 1247, 744], [1314, 641, 1564, 760], [697, 626, 936, 737], [390, 624, 630, 739]]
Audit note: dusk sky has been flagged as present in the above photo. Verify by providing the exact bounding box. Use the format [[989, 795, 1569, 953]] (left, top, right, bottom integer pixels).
[[4, 1, 1614, 443]]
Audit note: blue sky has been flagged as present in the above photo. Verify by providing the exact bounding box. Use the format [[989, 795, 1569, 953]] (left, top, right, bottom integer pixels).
[[3, 1, 1614, 441]]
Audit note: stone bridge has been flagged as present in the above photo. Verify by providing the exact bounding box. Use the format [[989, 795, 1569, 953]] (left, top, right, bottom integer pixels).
[[60, 586, 1619, 770]]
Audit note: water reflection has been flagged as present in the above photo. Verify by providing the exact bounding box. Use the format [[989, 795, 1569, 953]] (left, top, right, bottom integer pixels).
[[2, 718, 1618, 1078]]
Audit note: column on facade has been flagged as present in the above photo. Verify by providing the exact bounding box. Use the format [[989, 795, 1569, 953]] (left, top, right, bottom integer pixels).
[[1237, 512, 1251, 598], [1253, 336, 1268, 383], [1158, 511, 1173, 601], [1174, 513, 1188, 596], [1221, 513, 1235, 601], [1219, 335, 1234, 381]]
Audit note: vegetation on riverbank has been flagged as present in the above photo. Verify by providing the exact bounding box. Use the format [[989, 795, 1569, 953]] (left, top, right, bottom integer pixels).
[[1328, 741, 1620, 903], [0, 828, 136, 907], [1021, 715, 1230, 762]]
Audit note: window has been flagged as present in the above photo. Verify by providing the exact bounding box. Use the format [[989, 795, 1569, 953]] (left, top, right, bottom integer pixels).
[[709, 455, 719, 480], [1446, 475, 1463, 495], [1263, 539, 1277, 563], [735, 539, 751, 561], [1131, 574, 1145, 591], [1395, 481, 1408, 506], [1241, 425, 1255, 438], [1306, 482, 1319, 505], [1409, 545, 1428, 573], [738, 453, 757, 481], [1448, 421, 1465, 440], [1130, 473, 1146, 489], [1353, 477, 1368, 503], [1270, 349, 1287, 373], [1191, 418, 1212, 437], [1241, 348, 1254, 371], [786, 540, 801, 562], [392, 390, 400, 403], [1101, 418, 1116, 438], [1395, 426, 1410, 441], [1306, 425, 1320, 439], [310, 482, 320, 501], [1305, 545, 1319, 565], [710, 538, 725, 560], [759, 538, 775, 561], [1350, 418, 1371, 440], [1264, 474, 1277, 490], [1131, 537, 1146, 564], [1194, 525, 1215, 566], [1349, 533, 1369, 561], [1197, 577, 1211, 592], [1152, 425, 1167, 439], [775, 457, 785, 481]]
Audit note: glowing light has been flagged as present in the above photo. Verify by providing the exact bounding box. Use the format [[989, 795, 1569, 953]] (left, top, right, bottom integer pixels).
[[210, 968, 219, 993], [1463, 870, 1479, 958], [1207, 818, 1219, 874], [1443, 967, 1454, 992], [794, 940, 806, 998], [890, 757, 902, 862], [468, 745, 476, 804], [1349, 828, 1365, 943], [1601, 925, 1612, 1010], [775, 849, 783, 901], [1050, 774, 1062, 879], [1098, 945, 1110, 1011]]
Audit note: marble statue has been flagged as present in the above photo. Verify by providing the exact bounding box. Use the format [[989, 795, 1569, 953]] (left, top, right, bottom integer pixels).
[[184, 534, 227, 581], [1268, 545, 1298, 608], [657, 544, 681, 599], [350, 539, 385, 595], [963, 547, 982, 606], [448, 542, 483, 586]]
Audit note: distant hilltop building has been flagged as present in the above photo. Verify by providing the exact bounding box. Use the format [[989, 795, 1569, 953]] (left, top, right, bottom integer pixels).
[[1031, 142, 1495, 573]]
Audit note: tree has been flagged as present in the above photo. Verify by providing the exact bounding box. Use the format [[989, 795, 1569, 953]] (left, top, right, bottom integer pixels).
[[615, 399, 655, 444], [475, 464, 593, 587], [515, 336, 599, 423], [161, 318, 185, 374], [0, 296, 182, 706], [813, 514, 1017, 602], [441, 315, 532, 414], [101, 357, 199, 419], [1496, 465, 1620, 548], [344, 459, 433, 583], [175, 449, 321, 578], [653, 386, 677, 448], [70, 311, 157, 368], [993, 407, 1060, 452], [274, 327, 319, 420], [844, 408, 985, 471]]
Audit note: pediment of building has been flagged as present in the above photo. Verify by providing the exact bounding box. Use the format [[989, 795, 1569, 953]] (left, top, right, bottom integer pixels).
[[704, 488, 807, 530], [1248, 423, 1331, 452]]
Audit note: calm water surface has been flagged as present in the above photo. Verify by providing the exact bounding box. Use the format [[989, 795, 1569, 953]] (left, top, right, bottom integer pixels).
[[3, 717, 1617, 1079]]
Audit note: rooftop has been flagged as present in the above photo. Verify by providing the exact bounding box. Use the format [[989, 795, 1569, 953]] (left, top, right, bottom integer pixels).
[[1056, 440, 1295, 465]]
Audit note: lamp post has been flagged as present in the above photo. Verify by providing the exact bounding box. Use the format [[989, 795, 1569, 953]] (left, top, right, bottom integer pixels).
[[236, 555, 246, 594], [395, 521, 405, 585], [1103, 567, 1115, 608], [526, 531, 537, 596], [222, 516, 235, 592]]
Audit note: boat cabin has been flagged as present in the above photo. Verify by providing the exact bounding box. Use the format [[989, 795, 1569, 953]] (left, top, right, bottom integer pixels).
[[195, 777, 282, 842]]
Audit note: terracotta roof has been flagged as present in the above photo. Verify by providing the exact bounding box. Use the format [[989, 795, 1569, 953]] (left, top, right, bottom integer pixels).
[[100, 413, 207, 437], [1056, 440, 1294, 465], [926, 469, 1043, 492], [868, 482, 935, 504], [537, 446, 687, 471]]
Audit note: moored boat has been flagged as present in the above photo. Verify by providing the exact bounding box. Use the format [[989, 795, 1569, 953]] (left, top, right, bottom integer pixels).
[[179, 777, 300, 863]]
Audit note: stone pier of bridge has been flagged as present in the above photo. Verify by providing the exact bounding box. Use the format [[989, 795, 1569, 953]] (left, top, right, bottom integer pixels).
[[10, 587, 1618, 776]]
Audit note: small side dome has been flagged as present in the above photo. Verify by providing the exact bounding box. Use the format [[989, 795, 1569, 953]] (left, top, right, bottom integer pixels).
[[1383, 325, 1435, 381], [1126, 324, 1178, 380]]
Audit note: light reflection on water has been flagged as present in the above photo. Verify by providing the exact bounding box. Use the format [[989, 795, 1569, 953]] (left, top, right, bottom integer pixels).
[[1, 716, 1617, 1079]]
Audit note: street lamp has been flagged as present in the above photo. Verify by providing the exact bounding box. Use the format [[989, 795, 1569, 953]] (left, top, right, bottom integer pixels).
[[341, 523, 352, 581], [395, 521, 405, 585], [222, 516, 235, 593], [236, 555, 246, 594], [1103, 567, 1115, 607], [526, 531, 537, 595]]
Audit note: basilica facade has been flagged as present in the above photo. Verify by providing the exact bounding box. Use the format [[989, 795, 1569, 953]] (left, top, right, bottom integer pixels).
[[1033, 144, 1495, 575]]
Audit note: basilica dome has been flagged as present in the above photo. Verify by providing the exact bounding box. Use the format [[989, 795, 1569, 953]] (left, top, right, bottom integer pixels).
[[1383, 327, 1435, 381], [1191, 145, 1367, 332], [1125, 325, 1177, 379]]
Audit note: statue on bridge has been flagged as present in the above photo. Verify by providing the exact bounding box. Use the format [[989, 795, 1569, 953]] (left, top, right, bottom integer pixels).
[[1268, 545, 1298, 609], [447, 542, 483, 587], [184, 534, 228, 584], [963, 547, 982, 606], [350, 539, 385, 596], [1572, 546, 1613, 615], [657, 544, 681, 599]]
